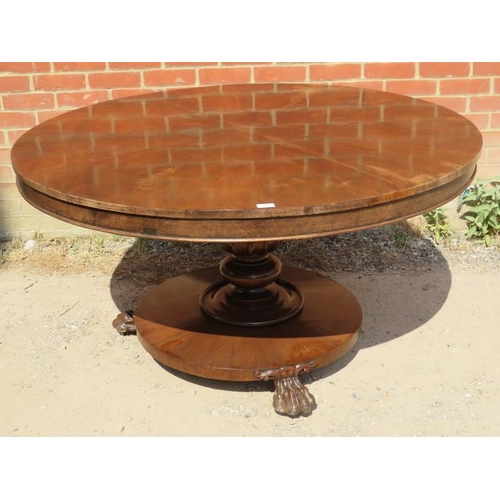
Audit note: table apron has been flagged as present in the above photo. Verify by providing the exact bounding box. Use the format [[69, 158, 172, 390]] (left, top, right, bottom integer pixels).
[[16, 166, 475, 242]]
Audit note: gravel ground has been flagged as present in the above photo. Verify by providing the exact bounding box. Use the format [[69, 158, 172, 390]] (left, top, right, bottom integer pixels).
[[1, 224, 499, 440]]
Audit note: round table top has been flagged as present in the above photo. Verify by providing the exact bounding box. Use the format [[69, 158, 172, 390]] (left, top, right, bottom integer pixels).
[[12, 83, 482, 241]]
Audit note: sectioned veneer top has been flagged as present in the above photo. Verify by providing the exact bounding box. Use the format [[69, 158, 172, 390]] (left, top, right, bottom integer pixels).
[[12, 83, 482, 220]]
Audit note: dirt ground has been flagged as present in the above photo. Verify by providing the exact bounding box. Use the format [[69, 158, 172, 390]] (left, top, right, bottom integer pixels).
[[1, 229, 499, 437]]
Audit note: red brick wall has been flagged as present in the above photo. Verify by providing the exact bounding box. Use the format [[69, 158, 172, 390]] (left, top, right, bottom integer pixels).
[[1, 62, 499, 238]]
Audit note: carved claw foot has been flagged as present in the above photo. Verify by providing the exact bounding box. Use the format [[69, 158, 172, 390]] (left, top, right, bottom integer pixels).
[[256, 361, 318, 417], [112, 309, 137, 335], [272, 377, 316, 416]]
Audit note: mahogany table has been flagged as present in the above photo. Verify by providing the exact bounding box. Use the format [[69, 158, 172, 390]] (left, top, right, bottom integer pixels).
[[11, 84, 482, 417]]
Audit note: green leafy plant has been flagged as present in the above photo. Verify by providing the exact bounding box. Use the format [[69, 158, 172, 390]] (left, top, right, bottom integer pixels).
[[91, 233, 104, 248], [424, 208, 452, 244], [458, 178, 500, 246], [393, 232, 406, 244], [135, 237, 150, 252]]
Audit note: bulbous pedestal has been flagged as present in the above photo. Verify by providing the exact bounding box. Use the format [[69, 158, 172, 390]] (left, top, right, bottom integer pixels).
[[199, 242, 304, 326]]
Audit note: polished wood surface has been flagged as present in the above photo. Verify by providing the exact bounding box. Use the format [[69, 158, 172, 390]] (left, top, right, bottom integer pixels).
[[12, 84, 482, 242], [12, 84, 483, 416], [135, 266, 362, 381], [199, 241, 305, 326]]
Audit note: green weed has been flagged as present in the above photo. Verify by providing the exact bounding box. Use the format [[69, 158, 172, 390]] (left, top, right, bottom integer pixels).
[[424, 208, 452, 244], [458, 178, 500, 246]]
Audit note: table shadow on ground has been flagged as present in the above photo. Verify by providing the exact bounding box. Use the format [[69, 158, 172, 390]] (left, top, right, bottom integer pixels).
[[109, 233, 451, 395]]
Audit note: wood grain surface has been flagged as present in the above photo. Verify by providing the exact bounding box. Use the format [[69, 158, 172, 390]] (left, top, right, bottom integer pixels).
[[12, 83, 482, 242], [135, 266, 362, 381]]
